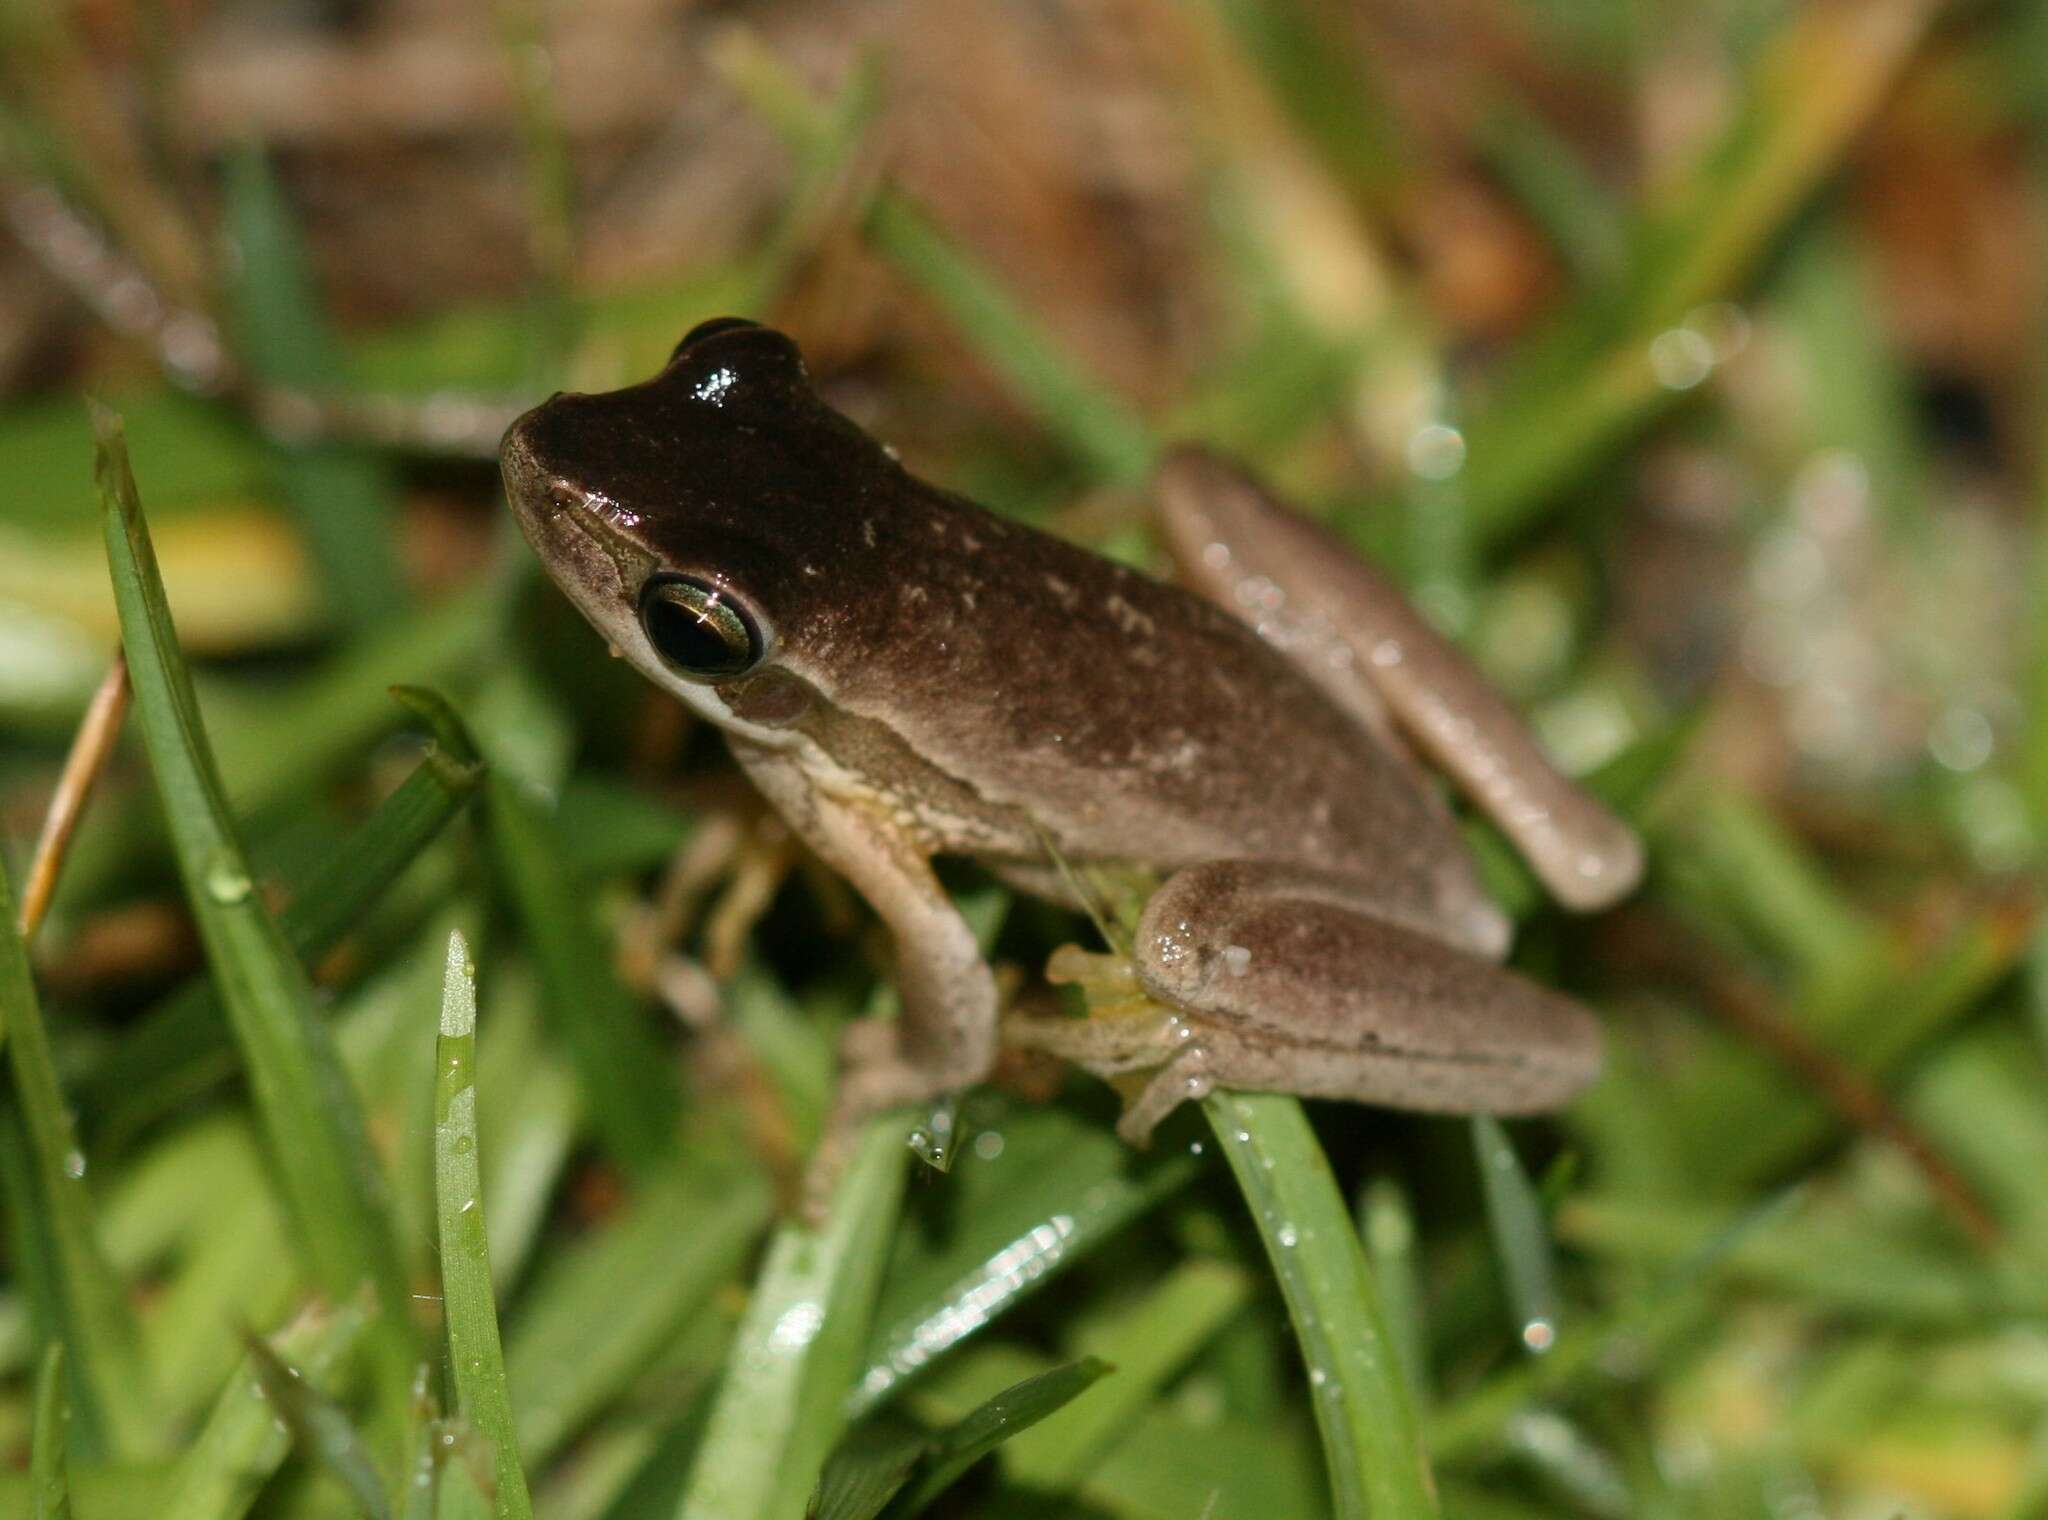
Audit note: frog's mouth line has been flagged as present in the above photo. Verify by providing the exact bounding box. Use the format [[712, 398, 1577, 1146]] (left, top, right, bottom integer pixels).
[[542, 488, 659, 610]]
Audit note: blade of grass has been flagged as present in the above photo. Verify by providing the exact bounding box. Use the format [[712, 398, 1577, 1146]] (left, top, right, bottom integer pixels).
[[1361, 1175, 1430, 1406], [484, 774, 679, 1175], [434, 929, 533, 1520], [505, 1167, 772, 1467], [713, 31, 1155, 486], [852, 1097, 1200, 1419], [676, 1113, 912, 1520], [246, 1333, 393, 1520], [220, 142, 407, 629], [1000, 1260, 1249, 1490], [0, 854, 153, 1459], [1431, 1188, 1803, 1461], [56, 570, 504, 912], [32, 1342, 72, 1520], [161, 1299, 368, 1520], [1459, 0, 1945, 548], [889, 1358, 1112, 1517], [1471, 1116, 1563, 1354], [83, 688, 485, 1142], [94, 405, 414, 1387], [677, 893, 1009, 1519], [1206, 1091, 1438, 1518], [494, 0, 578, 383]]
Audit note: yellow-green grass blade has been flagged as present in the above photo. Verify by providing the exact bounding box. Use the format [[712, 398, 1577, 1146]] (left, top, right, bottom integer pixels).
[[31, 1342, 72, 1520], [0, 855, 153, 1459], [434, 930, 533, 1520], [94, 405, 414, 1386]]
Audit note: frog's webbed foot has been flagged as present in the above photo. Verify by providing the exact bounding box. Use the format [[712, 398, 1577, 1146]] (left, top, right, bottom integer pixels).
[[1128, 861, 1603, 1117], [1003, 1006, 1217, 1145]]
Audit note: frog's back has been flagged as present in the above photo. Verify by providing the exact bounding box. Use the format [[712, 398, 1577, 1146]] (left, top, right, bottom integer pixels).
[[791, 476, 1480, 918]]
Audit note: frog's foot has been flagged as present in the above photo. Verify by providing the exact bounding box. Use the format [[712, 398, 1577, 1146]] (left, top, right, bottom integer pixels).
[[799, 1019, 995, 1222], [1003, 1000, 1216, 1143], [1130, 861, 1603, 1116]]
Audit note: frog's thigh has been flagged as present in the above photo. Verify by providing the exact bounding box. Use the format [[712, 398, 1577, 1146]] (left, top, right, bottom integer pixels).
[[1154, 448, 1642, 911], [1134, 861, 1601, 1115], [729, 739, 997, 1092]]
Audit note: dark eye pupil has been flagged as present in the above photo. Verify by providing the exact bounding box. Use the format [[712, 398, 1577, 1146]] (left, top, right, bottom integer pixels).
[[639, 578, 759, 678]]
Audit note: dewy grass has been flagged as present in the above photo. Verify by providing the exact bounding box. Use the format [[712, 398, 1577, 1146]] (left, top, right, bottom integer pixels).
[[433, 930, 532, 1520], [94, 405, 415, 1402]]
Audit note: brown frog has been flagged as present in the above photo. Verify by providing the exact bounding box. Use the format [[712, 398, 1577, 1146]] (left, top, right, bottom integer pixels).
[[500, 318, 1641, 1186]]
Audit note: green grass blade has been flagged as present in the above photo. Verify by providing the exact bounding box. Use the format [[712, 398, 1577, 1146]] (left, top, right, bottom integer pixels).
[[1002, 1260, 1250, 1490], [851, 1099, 1199, 1419], [1459, 0, 1942, 547], [245, 1333, 393, 1520], [221, 141, 408, 628], [1470, 1116, 1563, 1354], [811, 1428, 927, 1520], [31, 1342, 72, 1520], [94, 405, 413, 1376], [505, 1168, 772, 1467], [889, 1357, 1111, 1518], [676, 1115, 912, 1520], [0, 856, 152, 1459], [1431, 1188, 1802, 1461], [1207, 1091, 1438, 1519], [1361, 1175, 1431, 1407], [484, 774, 679, 1175], [434, 930, 533, 1520], [675, 891, 1012, 1518], [83, 693, 484, 1140], [162, 1300, 368, 1520]]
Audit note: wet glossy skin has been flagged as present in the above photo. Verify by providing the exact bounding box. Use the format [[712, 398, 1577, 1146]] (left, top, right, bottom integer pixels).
[[502, 319, 1642, 1185]]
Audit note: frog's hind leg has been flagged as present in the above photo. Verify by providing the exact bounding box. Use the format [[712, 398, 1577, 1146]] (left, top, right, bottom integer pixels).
[[1154, 448, 1642, 912], [1130, 860, 1602, 1124]]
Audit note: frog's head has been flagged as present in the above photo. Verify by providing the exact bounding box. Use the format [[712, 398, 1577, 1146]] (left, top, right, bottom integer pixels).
[[501, 318, 908, 743]]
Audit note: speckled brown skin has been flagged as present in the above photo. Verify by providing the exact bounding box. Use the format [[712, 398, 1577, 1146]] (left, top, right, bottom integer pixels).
[[501, 320, 1639, 1192]]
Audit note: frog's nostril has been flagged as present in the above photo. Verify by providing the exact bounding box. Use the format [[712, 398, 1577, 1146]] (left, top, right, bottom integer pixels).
[[545, 480, 584, 518]]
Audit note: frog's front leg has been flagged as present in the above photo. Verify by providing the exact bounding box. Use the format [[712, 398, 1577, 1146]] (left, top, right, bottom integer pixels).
[[1156, 448, 1643, 912], [1079, 860, 1601, 1141], [729, 740, 997, 1207]]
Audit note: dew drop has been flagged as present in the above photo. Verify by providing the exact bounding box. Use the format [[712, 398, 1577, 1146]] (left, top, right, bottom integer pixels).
[[205, 855, 252, 904]]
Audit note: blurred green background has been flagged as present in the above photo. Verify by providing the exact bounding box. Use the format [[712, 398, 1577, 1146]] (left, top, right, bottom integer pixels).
[[1, 1, 2045, 1516]]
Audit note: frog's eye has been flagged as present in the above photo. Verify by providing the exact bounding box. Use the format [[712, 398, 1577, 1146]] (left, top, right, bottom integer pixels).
[[638, 575, 764, 681], [670, 317, 759, 362]]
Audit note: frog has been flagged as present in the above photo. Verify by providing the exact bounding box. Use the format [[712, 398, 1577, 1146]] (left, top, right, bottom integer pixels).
[[499, 316, 1643, 1193]]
